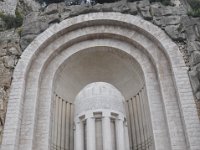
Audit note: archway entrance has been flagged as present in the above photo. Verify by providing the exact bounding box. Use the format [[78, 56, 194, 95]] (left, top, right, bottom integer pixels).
[[51, 48, 153, 150], [1, 12, 200, 150]]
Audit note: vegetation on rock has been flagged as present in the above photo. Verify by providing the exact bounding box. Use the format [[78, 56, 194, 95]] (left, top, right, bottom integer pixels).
[[0, 9, 23, 29], [188, 0, 200, 17]]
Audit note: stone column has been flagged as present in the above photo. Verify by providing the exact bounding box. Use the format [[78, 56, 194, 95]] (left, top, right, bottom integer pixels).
[[86, 115, 96, 150], [75, 121, 84, 150], [102, 112, 112, 150], [116, 116, 125, 150], [125, 124, 130, 150]]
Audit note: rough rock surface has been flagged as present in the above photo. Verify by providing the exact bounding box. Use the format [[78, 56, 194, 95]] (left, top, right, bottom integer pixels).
[[0, 29, 21, 142], [0, 0, 200, 142], [0, 0, 18, 15]]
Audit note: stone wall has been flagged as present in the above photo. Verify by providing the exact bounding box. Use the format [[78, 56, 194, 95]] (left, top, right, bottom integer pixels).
[[0, 0, 200, 143]]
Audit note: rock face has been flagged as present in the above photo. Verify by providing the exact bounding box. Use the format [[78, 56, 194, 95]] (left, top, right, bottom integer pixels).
[[0, 0, 200, 143], [0, 0, 18, 15], [0, 29, 21, 143]]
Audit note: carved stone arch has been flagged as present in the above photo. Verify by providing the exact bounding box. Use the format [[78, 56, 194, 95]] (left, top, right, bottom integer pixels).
[[1, 12, 200, 150]]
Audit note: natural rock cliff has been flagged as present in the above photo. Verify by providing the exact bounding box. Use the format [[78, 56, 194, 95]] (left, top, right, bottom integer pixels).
[[0, 0, 200, 143]]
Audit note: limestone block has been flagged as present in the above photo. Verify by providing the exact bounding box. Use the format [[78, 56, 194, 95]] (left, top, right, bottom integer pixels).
[[0, 47, 7, 57], [23, 0, 41, 12], [127, 2, 138, 15], [8, 46, 21, 56], [137, 0, 152, 20], [23, 12, 41, 26], [190, 51, 200, 66], [111, 1, 130, 13], [22, 19, 49, 36], [189, 69, 200, 93], [44, 3, 59, 15], [153, 16, 181, 27], [60, 11, 71, 20], [165, 24, 186, 41], [150, 3, 186, 16], [58, 2, 68, 13], [0, 62, 12, 87], [46, 13, 60, 24], [181, 16, 200, 41], [20, 34, 37, 50], [187, 41, 200, 54], [196, 91, 200, 100], [3, 56, 16, 69]]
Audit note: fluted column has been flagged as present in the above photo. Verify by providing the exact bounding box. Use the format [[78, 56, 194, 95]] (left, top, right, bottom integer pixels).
[[102, 112, 112, 150], [86, 114, 96, 150], [116, 115, 125, 150], [52, 95, 59, 148], [124, 124, 130, 150], [57, 97, 62, 149], [75, 121, 84, 150]]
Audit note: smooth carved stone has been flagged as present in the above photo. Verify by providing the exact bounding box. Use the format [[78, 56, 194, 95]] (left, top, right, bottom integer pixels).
[[74, 82, 125, 116]]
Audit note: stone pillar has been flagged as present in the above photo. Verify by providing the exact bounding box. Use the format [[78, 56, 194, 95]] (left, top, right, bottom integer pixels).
[[102, 112, 112, 150], [86, 115, 96, 150], [75, 121, 84, 150], [65, 102, 70, 149], [125, 125, 130, 150], [116, 116, 125, 150]]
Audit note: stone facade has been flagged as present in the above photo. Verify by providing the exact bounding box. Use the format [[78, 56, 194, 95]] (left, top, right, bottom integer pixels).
[[0, 0, 199, 148], [0, 12, 199, 150], [15, 0, 200, 123]]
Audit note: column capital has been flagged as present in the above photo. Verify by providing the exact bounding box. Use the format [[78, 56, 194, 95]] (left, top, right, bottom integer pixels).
[[117, 114, 125, 121], [74, 118, 81, 123], [85, 112, 94, 119], [102, 111, 111, 117]]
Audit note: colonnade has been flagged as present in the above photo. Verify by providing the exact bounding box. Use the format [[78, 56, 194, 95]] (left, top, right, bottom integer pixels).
[[51, 95, 74, 150], [74, 110, 129, 150], [125, 88, 153, 150], [51, 86, 153, 150]]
